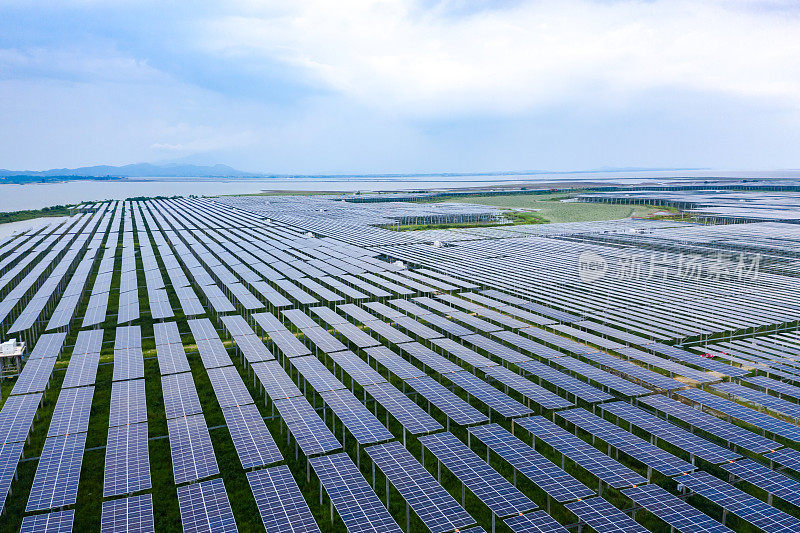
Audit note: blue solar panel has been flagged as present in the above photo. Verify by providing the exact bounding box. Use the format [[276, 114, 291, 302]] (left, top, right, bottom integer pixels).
[[48, 386, 94, 437], [722, 458, 800, 508], [366, 441, 475, 533], [406, 376, 488, 426], [222, 403, 283, 468], [0, 441, 24, 514], [272, 397, 341, 456], [178, 477, 238, 533], [167, 413, 219, 484], [27, 432, 86, 511], [676, 470, 800, 533], [418, 431, 537, 517], [109, 379, 147, 427], [515, 416, 647, 489], [310, 452, 402, 532], [364, 382, 442, 435], [104, 422, 151, 497], [20, 509, 75, 533], [162, 372, 203, 420], [565, 497, 648, 533], [206, 365, 254, 409], [622, 484, 731, 533], [0, 392, 42, 444], [319, 388, 393, 445], [101, 494, 155, 533], [505, 510, 569, 533], [247, 465, 321, 533], [468, 424, 595, 502]]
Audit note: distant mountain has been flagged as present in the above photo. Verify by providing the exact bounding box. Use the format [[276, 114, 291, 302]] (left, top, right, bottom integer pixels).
[[0, 163, 257, 178]]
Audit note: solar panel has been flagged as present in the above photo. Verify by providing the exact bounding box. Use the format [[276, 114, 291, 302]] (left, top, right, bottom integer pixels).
[[364, 382, 442, 435], [291, 355, 345, 393], [167, 413, 219, 484], [27, 332, 67, 359], [206, 365, 254, 409], [162, 372, 203, 419], [418, 431, 537, 517], [327, 350, 386, 387], [601, 401, 742, 464], [406, 376, 488, 426], [565, 497, 648, 533], [514, 416, 647, 489], [0, 392, 42, 443], [676, 470, 800, 533], [20, 509, 75, 533], [638, 394, 780, 454], [112, 343, 145, 382], [268, 329, 313, 358], [273, 396, 341, 456], [713, 382, 800, 420], [104, 422, 151, 497], [366, 441, 475, 533], [746, 376, 800, 401], [247, 465, 321, 533], [517, 359, 612, 403], [101, 494, 155, 533], [252, 360, 303, 400], [109, 378, 147, 427], [309, 452, 402, 532], [445, 371, 532, 418], [678, 388, 800, 442], [178, 477, 238, 533], [722, 458, 800, 507], [222, 403, 283, 468], [27, 432, 86, 511], [364, 345, 427, 380], [62, 330, 102, 388], [319, 388, 393, 445], [156, 339, 191, 376], [622, 484, 730, 533], [556, 408, 695, 477], [765, 448, 800, 471], [11, 356, 58, 395], [550, 357, 650, 397], [48, 385, 94, 437], [301, 327, 348, 354], [0, 442, 24, 514], [482, 365, 573, 410], [504, 510, 569, 533]]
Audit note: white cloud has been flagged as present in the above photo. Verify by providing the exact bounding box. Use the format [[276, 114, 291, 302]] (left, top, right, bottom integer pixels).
[[202, 0, 800, 116]]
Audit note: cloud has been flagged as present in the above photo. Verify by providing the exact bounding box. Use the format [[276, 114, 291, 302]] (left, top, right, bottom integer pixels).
[[202, 0, 800, 116]]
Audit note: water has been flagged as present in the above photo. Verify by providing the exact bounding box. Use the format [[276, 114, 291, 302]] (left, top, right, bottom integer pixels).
[[2, 170, 799, 212]]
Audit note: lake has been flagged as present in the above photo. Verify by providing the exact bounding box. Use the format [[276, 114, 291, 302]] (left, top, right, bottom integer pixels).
[[2, 170, 798, 212]]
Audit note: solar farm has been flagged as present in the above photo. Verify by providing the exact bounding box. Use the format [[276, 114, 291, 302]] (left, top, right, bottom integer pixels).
[[1, 192, 800, 532]]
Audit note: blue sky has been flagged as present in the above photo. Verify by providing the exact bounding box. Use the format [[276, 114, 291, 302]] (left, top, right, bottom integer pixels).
[[1, 0, 800, 173]]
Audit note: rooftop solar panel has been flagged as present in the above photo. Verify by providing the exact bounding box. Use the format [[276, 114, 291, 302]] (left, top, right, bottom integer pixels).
[[309, 452, 402, 533], [247, 465, 321, 533], [100, 494, 155, 533], [418, 431, 537, 517], [222, 403, 283, 468], [104, 422, 151, 497], [20, 509, 75, 533], [366, 441, 475, 533], [676, 470, 800, 533], [167, 413, 219, 484], [27, 432, 86, 511], [177, 477, 238, 533], [515, 416, 647, 489], [565, 497, 648, 533]]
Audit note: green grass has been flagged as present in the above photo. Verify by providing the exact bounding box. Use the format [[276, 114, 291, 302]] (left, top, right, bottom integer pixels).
[[0, 205, 72, 223]]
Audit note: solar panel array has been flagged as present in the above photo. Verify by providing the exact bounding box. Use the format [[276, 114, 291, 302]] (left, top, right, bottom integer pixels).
[[8, 195, 800, 531]]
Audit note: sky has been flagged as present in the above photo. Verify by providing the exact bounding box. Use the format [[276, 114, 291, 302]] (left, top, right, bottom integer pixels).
[[1, 0, 800, 174]]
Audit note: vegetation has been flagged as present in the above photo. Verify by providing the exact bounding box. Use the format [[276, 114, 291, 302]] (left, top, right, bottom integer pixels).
[[0, 205, 72, 224]]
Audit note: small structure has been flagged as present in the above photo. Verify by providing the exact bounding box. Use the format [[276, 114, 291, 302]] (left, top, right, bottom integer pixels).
[[0, 338, 25, 376]]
